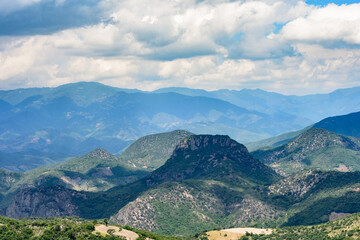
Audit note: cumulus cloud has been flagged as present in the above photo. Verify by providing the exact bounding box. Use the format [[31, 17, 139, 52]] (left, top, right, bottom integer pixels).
[[279, 3, 360, 45], [0, 0, 360, 95]]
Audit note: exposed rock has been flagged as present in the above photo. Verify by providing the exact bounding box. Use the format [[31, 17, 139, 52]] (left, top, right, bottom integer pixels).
[[6, 185, 85, 218]]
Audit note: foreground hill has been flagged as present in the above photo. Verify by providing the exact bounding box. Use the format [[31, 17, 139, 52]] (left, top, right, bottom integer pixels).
[[252, 128, 360, 175], [200, 212, 360, 239], [0, 215, 179, 240]]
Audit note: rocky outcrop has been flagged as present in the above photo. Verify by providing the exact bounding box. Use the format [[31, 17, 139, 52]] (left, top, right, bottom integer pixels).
[[6, 185, 85, 218], [145, 135, 280, 187]]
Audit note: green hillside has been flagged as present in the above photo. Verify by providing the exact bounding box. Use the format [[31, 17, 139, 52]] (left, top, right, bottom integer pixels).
[[119, 130, 193, 171], [0, 215, 180, 240], [252, 128, 360, 176]]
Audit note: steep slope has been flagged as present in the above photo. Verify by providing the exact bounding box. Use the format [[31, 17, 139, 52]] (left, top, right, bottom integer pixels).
[[119, 130, 193, 171], [145, 135, 280, 187], [313, 111, 360, 138], [252, 128, 360, 176], [267, 169, 360, 227], [110, 135, 282, 235]]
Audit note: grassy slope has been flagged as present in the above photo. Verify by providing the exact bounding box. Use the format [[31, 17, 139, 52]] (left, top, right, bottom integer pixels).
[[118, 130, 193, 171]]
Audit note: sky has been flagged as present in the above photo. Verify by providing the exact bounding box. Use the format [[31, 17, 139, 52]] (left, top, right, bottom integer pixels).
[[0, 0, 359, 95]]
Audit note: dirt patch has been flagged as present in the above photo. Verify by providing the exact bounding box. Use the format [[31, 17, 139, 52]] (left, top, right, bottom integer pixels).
[[329, 212, 351, 221], [207, 228, 272, 240], [334, 164, 350, 172], [93, 224, 139, 240]]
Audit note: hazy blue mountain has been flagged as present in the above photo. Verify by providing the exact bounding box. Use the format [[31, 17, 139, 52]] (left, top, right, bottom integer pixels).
[[313, 111, 360, 138], [0, 82, 313, 171], [154, 86, 360, 122]]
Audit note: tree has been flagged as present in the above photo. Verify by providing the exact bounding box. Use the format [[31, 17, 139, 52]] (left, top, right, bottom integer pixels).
[[104, 218, 109, 226]]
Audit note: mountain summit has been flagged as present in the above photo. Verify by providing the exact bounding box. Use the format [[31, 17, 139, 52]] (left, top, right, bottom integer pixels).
[[146, 135, 280, 187]]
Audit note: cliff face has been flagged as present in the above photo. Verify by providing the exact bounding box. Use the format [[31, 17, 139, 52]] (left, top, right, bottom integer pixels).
[[6, 185, 86, 218]]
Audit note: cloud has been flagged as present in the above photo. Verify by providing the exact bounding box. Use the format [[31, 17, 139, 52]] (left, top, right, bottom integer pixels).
[[279, 3, 360, 45], [0, 0, 360, 95], [0, 0, 109, 36]]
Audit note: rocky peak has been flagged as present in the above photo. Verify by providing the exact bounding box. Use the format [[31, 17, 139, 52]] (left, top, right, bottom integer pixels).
[[145, 135, 279, 187], [85, 148, 117, 161], [175, 135, 244, 151]]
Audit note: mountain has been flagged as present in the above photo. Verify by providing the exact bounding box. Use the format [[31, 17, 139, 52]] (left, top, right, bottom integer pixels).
[[245, 126, 312, 151], [0, 82, 313, 171], [313, 111, 360, 138], [119, 130, 193, 171], [4, 135, 282, 234], [5, 135, 360, 236], [247, 110, 360, 152], [110, 135, 281, 235], [252, 128, 360, 176], [0, 129, 191, 208], [144, 135, 280, 187], [154, 86, 360, 122], [3, 148, 149, 195]]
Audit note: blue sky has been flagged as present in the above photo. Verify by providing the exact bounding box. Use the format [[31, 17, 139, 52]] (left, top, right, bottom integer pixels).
[[0, 0, 359, 95], [307, 0, 360, 6]]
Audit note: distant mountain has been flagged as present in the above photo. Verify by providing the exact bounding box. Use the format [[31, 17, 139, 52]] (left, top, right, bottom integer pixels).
[[252, 128, 360, 176], [0, 82, 313, 171], [247, 110, 360, 152], [313, 111, 360, 138], [119, 130, 193, 171], [154, 86, 360, 122], [246, 126, 312, 151]]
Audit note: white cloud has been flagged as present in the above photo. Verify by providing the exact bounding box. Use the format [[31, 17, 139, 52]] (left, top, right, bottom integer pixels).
[[0, 0, 360, 95], [279, 3, 360, 44]]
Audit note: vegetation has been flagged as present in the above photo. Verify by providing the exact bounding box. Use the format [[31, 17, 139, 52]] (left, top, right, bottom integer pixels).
[[252, 128, 360, 175], [0, 216, 120, 239], [118, 130, 193, 171]]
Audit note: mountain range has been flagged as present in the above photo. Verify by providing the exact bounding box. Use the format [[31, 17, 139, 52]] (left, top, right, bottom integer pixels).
[[2, 83, 360, 236], [2, 133, 360, 236], [0, 82, 316, 171]]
